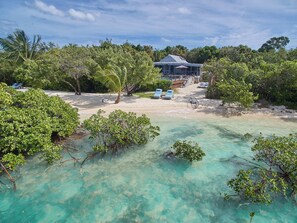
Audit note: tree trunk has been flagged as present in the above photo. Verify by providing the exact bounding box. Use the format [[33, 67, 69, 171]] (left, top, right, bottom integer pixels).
[[0, 162, 16, 190], [125, 84, 129, 96], [75, 78, 81, 95], [115, 92, 121, 104], [62, 80, 78, 95]]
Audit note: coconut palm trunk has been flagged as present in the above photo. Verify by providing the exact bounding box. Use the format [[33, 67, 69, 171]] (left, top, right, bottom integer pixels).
[[115, 92, 121, 104]]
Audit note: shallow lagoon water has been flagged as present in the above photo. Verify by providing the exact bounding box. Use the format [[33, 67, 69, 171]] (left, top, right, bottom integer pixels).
[[0, 115, 296, 223]]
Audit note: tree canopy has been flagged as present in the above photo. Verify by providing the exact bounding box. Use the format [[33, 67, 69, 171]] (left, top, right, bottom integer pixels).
[[0, 29, 44, 63], [0, 30, 296, 108], [259, 36, 290, 52]]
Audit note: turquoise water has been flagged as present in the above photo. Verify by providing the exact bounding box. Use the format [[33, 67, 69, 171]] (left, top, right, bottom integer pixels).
[[0, 115, 296, 223]]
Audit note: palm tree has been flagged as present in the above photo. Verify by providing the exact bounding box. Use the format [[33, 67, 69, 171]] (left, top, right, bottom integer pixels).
[[0, 29, 43, 63], [95, 64, 127, 104]]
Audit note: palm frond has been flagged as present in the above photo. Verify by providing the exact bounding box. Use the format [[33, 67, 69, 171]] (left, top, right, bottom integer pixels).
[[95, 67, 122, 92]]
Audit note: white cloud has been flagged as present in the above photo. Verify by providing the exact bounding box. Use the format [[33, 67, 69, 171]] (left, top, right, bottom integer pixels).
[[204, 28, 272, 49], [177, 7, 191, 15], [5, 0, 296, 49], [35, 0, 64, 17], [161, 37, 171, 42], [68, 9, 96, 22]]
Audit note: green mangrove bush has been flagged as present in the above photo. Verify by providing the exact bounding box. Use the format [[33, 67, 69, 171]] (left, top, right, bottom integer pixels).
[[171, 140, 205, 162], [226, 134, 297, 204], [0, 83, 79, 170], [83, 109, 160, 153]]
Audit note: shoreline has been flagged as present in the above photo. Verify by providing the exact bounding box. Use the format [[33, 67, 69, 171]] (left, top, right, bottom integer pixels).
[[40, 84, 297, 123]]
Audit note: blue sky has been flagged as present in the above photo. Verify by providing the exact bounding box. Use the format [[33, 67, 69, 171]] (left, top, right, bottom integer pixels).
[[0, 0, 296, 50]]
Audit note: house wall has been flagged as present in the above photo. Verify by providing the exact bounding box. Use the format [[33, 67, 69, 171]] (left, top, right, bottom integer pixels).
[[156, 65, 200, 76]]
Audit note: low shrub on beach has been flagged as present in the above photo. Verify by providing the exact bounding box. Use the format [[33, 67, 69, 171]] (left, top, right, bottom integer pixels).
[[139, 79, 172, 92]]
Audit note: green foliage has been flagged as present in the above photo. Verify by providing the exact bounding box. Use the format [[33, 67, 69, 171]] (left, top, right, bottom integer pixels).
[[13, 59, 52, 88], [0, 83, 15, 108], [93, 45, 160, 98], [0, 29, 44, 63], [227, 169, 288, 204], [187, 46, 219, 63], [204, 58, 258, 106], [0, 32, 295, 107], [219, 45, 254, 63], [1, 153, 26, 171], [0, 85, 79, 169], [172, 140, 205, 163], [41, 145, 63, 164], [0, 52, 17, 83], [261, 61, 297, 107], [204, 54, 297, 108], [140, 79, 172, 92], [134, 92, 153, 99], [83, 110, 160, 153], [95, 64, 127, 104], [259, 36, 290, 52], [218, 79, 258, 108], [227, 134, 297, 204], [13, 49, 62, 89], [59, 45, 95, 95]]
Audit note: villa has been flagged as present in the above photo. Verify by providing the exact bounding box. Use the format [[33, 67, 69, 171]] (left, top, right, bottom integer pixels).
[[154, 54, 202, 76]]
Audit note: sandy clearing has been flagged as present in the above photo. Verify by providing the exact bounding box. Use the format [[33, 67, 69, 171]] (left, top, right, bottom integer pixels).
[[39, 84, 297, 123]]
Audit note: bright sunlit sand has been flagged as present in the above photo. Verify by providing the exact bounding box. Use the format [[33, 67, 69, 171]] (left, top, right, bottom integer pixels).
[[43, 84, 297, 122]]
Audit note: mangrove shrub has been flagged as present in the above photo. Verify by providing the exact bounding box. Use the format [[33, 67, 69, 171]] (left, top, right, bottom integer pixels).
[[227, 134, 297, 204], [83, 109, 160, 153], [0, 83, 79, 170], [171, 140, 205, 163]]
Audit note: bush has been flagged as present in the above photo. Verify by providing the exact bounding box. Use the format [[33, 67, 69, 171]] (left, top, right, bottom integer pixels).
[[83, 109, 160, 153], [226, 134, 297, 204], [206, 84, 222, 99], [172, 140, 205, 162], [139, 79, 172, 91], [0, 83, 79, 169], [1, 153, 26, 171], [218, 79, 258, 108]]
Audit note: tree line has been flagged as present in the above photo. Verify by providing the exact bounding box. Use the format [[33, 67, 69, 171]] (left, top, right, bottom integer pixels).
[[0, 30, 161, 103], [0, 30, 296, 107]]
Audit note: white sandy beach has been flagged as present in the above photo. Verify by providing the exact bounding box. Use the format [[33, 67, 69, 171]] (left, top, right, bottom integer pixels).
[[41, 84, 297, 123]]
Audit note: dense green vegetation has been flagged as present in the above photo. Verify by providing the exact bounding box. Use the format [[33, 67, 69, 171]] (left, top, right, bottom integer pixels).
[[0, 31, 160, 99], [170, 140, 205, 163], [226, 134, 297, 204], [204, 50, 297, 108], [83, 109, 160, 153], [0, 29, 296, 195], [0, 83, 79, 171], [0, 30, 296, 107]]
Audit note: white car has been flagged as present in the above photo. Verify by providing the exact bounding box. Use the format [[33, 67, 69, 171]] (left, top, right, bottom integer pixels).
[[197, 82, 209, 88]]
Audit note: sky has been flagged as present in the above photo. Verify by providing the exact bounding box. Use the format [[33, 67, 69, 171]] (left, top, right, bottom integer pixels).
[[0, 0, 297, 50]]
